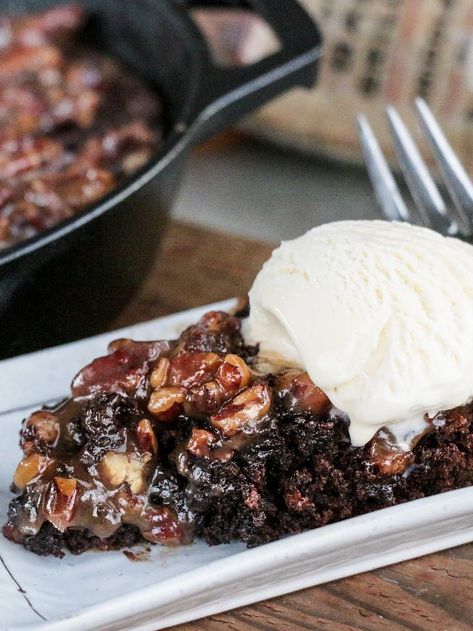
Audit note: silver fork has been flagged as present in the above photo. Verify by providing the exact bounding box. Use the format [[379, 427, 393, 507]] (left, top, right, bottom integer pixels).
[[357, 98, 473, 239]]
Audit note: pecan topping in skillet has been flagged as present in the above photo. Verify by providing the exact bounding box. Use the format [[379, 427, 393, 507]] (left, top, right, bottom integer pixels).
[[0, 5, 162, 248]]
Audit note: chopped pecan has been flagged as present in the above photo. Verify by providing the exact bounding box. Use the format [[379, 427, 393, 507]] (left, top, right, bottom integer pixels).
[[0, 45, 62, 83], [79, 120, 157, 173], [186, 428, 218, 458], [167, 352, 222, 389], [150, 358, 170, 389], [142, 505, 188, 546], [217, 353, 251, 392], [211, 383, 272, 436], [165, 352, 252, 416], [200, 311, 240, 335], [136, 419, 158, 454], [12, 5, 85, 48], [276, 370, 331, 415], [188, 379, 225, 415], [21, 411, 59, 455], [99, 451, 152, 494], [148, 386, 186, 418], [72, 339, 170, 397], [184, 427, 235, 462], [13, 453, 52, 490], [0, 136, 64, 179], [177, 311, 242, 354], [366, 429, 414, 476], [44, 477, 78, 531]]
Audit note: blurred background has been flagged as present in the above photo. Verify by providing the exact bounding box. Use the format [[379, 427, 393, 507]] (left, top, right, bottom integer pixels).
[[176, 0, 473, 241], [174, 132, 379, 241], [2, 0, 473, 354]]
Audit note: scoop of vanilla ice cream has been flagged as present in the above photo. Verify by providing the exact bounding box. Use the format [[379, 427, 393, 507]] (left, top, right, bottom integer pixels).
[[243, 220, 473, 446]]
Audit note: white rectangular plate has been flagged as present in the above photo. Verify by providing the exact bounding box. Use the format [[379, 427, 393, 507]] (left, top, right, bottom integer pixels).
[[1, 300, 473, 631]]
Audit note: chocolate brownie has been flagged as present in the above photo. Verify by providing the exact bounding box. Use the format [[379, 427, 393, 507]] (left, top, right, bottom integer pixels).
[[3, 311, 473, 557]]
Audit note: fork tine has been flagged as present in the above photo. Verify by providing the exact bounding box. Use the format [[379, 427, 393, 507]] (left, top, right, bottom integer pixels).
[[415, 97, 473, 222], [356, 114, 410, 223], [385, 106, 458, 235]]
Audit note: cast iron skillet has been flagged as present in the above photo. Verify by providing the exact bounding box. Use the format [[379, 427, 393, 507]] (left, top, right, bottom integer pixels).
[[0, 0, 321, 359]]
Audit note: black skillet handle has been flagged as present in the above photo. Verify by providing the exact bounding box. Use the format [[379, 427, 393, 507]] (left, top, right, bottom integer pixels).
[[176, 0, 322, 143]]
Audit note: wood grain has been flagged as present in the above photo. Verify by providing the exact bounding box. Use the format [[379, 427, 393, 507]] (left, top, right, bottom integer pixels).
[[114, 219, 273, 328], [115, 220, 473, 631]]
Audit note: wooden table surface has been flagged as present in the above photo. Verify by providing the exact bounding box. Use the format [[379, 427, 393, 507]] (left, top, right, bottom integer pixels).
[[115, 220, 473, 631]]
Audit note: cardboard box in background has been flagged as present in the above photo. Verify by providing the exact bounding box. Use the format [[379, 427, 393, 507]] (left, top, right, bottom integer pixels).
[[242, 0, 473, 170]]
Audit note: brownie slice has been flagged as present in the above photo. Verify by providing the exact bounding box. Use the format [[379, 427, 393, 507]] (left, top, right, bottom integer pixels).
[[3, 311, 473, 557]]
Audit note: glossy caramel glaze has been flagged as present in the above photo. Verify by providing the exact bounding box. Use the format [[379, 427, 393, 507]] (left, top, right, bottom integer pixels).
[[3, 311, 473, 557]]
